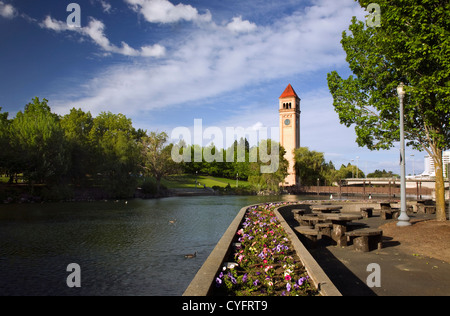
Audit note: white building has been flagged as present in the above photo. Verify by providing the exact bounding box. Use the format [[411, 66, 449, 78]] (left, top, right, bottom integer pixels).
[[421, 150, 450, 178]]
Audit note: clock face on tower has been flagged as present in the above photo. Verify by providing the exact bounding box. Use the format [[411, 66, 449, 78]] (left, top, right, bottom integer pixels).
[[284, 119, 291, 126]]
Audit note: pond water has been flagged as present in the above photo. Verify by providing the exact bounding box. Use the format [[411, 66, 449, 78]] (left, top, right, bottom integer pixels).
[[0, 194, 321, 296]]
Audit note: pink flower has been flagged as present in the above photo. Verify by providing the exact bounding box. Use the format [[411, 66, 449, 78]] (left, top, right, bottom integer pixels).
[[285, 274, 291, 281]]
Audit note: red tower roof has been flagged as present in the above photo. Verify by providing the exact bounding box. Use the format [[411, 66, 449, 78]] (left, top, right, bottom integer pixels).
[[279, 84, 299, 99]]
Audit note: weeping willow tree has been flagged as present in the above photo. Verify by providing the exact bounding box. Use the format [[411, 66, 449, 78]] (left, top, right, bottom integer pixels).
[[327, 0, 450, 221]]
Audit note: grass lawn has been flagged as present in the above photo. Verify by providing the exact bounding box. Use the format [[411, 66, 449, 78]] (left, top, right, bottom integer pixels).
[[163, 174, 250, 189]]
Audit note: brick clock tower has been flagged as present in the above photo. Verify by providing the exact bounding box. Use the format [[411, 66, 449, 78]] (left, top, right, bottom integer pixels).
[[279, 84, 300, 187]]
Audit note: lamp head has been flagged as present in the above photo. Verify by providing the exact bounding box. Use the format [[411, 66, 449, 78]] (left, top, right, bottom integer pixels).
[[397, 82, 406, 97]]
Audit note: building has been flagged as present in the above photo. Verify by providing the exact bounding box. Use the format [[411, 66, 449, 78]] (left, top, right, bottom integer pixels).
[[279, 84, 301, 186], [421, 150, 450, 178]]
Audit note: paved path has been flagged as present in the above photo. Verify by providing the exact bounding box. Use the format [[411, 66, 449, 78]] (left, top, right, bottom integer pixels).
[[282, 209, 450, 296]]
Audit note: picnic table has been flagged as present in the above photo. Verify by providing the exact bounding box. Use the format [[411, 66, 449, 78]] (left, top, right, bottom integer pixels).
[[346, 228, 383, 252], [318, 213, 363, 247], [310, 205, 342, 214], [380, 202, 392, 210], [360, 207, 374, 218], [381, 208, 400, 219], [297, 215, 321, 227]]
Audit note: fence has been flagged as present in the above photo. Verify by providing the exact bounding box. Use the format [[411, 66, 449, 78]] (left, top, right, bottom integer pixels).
[[298, 185, 433, 199]]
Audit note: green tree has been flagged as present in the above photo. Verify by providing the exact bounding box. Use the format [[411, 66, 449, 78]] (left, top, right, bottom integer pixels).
[[60, 108, 94, 185], [367, 169, 399, 178], [10, 97, 68, 187], [331, 164, 365, 183], [89, 112, 142, 198], [141, 131, 181, 194], [202, 143, 223, 176], [327, 0, 450, 220], [294, 147, 331, 186], [0, 107, 11, 177], [248, 140, 288, 193], [230, 138, 251, 181]]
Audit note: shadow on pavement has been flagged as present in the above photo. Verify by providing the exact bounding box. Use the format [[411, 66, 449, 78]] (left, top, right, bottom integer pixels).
[[308, 244, 377, 296]]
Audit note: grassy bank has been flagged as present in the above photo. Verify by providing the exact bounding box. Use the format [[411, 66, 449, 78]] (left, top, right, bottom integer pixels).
[[163, 174, 250, 189]]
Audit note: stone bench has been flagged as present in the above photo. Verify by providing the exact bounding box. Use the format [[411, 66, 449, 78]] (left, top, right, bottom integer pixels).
[[345, 228, 383, 252], [315, 223, 332, 237], [292, 209, 308, 216], [381, 209, 400, 220], [297, 215, 320, 227], [424, 206, 436, 214], [360, 207, 374, 218], [294, 226, 321, 245]]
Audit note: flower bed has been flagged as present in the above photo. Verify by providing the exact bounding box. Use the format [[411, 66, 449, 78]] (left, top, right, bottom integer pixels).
[[212, 203, 319, 296]]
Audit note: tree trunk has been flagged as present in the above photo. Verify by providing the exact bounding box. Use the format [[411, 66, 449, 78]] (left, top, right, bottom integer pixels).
[[156, 176, 162, 196], [433, 148, 447, 221]]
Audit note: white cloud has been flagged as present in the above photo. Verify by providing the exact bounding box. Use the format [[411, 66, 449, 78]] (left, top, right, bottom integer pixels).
[[125, 0, 212, 24], [0, 1, 16, 19], [51, 0, 366, 117], [226, 16, 257, 33], [141, 44, 166, 57], [99, 0, 112, 13], [40, 16, 165, 58], [40, 15, 70, 32]]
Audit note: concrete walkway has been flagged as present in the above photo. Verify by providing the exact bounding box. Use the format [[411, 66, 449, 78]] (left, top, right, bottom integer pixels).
[[281, 209, 450, 296]]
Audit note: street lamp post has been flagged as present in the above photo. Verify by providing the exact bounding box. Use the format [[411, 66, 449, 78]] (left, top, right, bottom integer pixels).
[[397, 82, 411, 227]]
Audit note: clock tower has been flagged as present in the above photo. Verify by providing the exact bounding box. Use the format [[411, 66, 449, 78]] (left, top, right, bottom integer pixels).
[[279, 84, 300, 187]]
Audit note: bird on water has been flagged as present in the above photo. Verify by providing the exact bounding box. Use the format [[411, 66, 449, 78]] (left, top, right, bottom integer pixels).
[[185, 252, 197, 259]]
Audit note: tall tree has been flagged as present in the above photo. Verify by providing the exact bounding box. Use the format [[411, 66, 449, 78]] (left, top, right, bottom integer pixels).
[[248, 140, 288, 193], [89, 112, 142, 198], [327, 0, 449, 220], [141, 131, 181, 194], [10, 97, 68, 186], [294, 147, 338, 186], [0, 107, 11, 177], [60, 108, 94, 185]]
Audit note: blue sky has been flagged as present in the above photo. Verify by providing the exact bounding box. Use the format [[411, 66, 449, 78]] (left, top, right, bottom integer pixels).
[[0, 0, 426, 175]]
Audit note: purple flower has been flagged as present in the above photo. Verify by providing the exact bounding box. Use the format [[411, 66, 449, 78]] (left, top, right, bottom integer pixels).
[[287, 283, 291, 292], [298, 277, 307, 286], [253, 280, 259, 286], [228, 272, 237, 285], [215, 277, 222, 287], [243, 273, 248, 283]]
